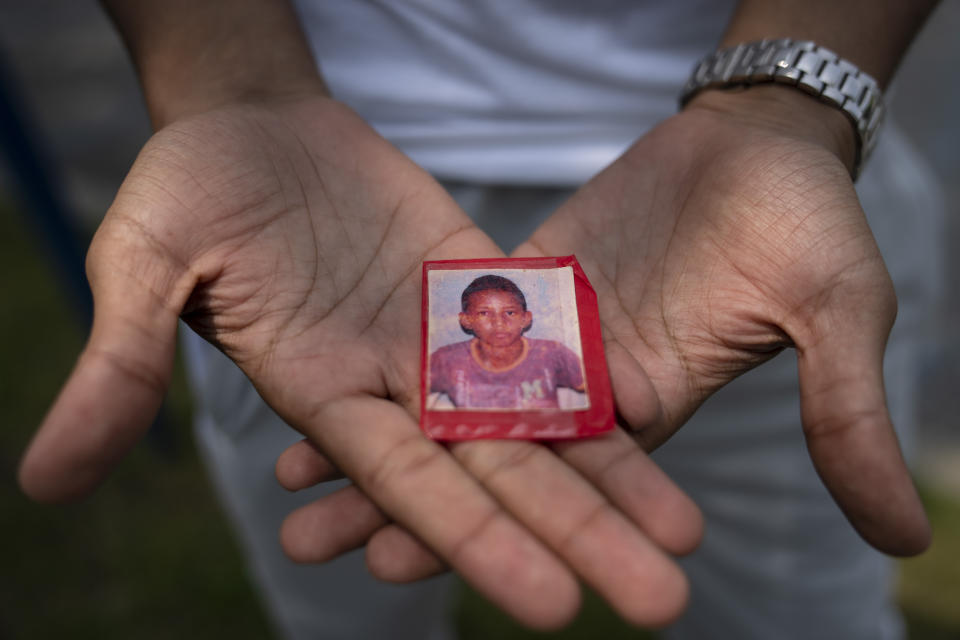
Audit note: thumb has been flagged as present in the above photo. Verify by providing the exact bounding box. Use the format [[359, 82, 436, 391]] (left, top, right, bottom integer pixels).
[[797, 300, 930, 557], [18, 221, 193, 502]]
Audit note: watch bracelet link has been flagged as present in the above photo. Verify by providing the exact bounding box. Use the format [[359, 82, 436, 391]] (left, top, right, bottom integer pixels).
[[680, 39, 884, 179]]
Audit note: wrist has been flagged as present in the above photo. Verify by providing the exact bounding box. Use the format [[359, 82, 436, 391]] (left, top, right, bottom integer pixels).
[[104, 0, 327, 129], [143, 72, 328, 130], [684, 85, 857, 176]]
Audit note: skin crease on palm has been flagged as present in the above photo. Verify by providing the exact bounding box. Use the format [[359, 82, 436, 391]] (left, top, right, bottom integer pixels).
[[18, 94, 706, 630], [274, 87, 931, 586]]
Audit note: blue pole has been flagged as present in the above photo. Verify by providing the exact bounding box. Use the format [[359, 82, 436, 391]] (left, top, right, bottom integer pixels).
[[0, 49, 93, 327]]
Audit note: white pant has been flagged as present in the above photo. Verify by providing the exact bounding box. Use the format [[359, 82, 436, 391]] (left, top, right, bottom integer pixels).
[[181, 122, 943, 640]]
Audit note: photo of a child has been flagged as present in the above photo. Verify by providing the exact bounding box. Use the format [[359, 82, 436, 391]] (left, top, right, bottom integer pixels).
[[427, 271, 588, 411]]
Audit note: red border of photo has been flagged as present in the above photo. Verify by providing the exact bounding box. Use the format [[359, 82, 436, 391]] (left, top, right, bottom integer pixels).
[[420, 255, 614, 440]]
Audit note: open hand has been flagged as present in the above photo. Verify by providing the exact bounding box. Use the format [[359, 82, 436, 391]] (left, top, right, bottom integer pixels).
[[512, 87, 930, 557], [19, 94, 701, 629]]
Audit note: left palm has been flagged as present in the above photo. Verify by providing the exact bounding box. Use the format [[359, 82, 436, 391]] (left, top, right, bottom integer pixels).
[[513, 95, 928, 557]]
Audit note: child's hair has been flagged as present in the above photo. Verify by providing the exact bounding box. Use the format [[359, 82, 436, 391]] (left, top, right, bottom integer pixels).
[[459, 274, 531, 336], [461, 275, 527, 311]]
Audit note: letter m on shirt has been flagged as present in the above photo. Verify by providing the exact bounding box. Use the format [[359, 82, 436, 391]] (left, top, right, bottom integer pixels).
[[520, 379, 545, 401]]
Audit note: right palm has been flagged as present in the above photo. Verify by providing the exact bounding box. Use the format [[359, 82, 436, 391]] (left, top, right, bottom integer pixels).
[[21, 95, 699, 629]]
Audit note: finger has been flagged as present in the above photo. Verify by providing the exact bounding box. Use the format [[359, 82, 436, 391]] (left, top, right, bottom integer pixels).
[[604, 338, 663, 432], [277, 433, 692, 587], [451, 437, 690, 628], [305, 396, 581, 630], [797, 307, 930, 557], [276, 438, 343, 490], [18, 223, 192, 502], [280, 484, 388, 563], [281, 481, 450, 582], [551, 428, 703, 557], [367, 524, 449, 582]]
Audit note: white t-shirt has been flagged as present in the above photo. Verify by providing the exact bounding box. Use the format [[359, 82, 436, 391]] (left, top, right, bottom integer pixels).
[[293, 0, 735, 184]]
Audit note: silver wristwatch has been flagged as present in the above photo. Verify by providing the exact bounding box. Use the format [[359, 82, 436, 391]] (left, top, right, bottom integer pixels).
[[680, 39, 884, 179]]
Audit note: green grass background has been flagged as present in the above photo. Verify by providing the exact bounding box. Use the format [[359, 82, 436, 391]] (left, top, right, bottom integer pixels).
[[1, 201, 957, 638]]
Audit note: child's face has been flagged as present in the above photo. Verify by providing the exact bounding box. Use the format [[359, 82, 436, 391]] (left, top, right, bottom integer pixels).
[[460, 290, 532, 348]]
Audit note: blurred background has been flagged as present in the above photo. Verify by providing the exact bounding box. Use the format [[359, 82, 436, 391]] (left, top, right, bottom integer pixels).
[[1, 2, 957, 638]]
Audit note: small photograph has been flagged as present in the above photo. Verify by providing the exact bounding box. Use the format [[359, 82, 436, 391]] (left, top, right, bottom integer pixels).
[[425, 266, 589, 412]]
